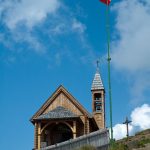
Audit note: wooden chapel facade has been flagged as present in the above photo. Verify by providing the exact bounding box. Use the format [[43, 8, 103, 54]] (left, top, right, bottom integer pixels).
[[30, 68, 105, 150]]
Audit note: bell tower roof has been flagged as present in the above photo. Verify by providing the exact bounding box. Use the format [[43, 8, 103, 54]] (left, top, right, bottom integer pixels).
[[91, 61, 104, 90]]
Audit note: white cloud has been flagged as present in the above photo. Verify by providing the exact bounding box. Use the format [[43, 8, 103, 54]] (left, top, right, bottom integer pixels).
[[111, 0, 150, 104], [112, 0, 150, 72], [50, 23, 67, 35], [113, 123, 133, 140], [72, 19, 86, 34], [113, 104, 150, 140], [0, 0, 96, 66], [131, 104, 150, 130], [0, 0, 60, 29], [49, 18, 86, 36]]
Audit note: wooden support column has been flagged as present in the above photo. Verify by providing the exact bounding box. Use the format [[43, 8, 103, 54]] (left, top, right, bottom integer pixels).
[[73, 121, 76, 139], [37, 122, 41, 150], [34, 122, 38, 149], [87, 118, 90, 134], [84, 117, 86, 134], [84, 116, 90, 134]]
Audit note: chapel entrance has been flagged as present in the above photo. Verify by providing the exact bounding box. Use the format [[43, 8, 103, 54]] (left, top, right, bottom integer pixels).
[[51, 123, 73, 145]]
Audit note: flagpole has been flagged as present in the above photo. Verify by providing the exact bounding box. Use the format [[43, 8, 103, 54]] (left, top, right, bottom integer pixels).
[[105, 1, 113, 141]]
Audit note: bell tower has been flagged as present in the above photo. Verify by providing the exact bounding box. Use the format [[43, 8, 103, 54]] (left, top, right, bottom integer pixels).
[[91, 61, 105, 129]]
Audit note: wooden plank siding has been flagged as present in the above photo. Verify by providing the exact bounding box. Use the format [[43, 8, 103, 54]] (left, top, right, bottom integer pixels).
[[43, 92, 83, 116]]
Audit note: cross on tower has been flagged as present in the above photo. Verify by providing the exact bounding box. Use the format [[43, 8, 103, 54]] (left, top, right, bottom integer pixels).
[[96, 60, 100, 72], [96, 60, 100, 68], [123, 117, 132, 138]]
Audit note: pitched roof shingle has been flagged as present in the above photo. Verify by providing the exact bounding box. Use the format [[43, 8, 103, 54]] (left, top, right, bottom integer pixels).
[[91, 69, 104, 90], [36, 106, 78, 120]]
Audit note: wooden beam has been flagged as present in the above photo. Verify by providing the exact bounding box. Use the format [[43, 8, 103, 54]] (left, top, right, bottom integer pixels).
[[34, 122, 38, 149], [37, 122, 41, 150], [73, 121, 76, 139]]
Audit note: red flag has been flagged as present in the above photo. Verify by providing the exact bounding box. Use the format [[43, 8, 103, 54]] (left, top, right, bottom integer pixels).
[[100, 0, 111, 5]]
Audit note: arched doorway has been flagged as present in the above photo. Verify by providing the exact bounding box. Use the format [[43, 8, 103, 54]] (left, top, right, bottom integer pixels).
[[51, 123, 73, 145], [41, 122, 73, 146]]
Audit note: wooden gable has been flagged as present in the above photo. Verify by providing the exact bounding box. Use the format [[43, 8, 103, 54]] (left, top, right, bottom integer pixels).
[[30, 85, 91, 122]]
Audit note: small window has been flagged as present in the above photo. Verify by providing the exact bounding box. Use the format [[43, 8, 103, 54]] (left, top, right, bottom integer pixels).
[[95, 101, 102, 112]]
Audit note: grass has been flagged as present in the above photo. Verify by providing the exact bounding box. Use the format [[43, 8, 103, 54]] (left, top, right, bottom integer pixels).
[[109, 137, 150, 150], [137, 138, 150, 148]]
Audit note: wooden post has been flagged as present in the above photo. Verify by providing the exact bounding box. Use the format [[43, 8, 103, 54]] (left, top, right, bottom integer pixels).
[[84, 117, 86, 134], [34, 122, 38, 149], [73, 121, 76, 139], [87, 118, 90, 134], [84, 117, 89, 134], [38, 122, 41, 150]]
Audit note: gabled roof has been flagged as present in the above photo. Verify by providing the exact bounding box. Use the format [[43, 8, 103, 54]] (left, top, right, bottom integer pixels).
[[35, 106, 78, 120], [30, 85, 91, 122], [91, 69, 104, 90]]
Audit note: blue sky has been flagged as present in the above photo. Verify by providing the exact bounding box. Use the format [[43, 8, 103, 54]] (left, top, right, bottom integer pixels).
[[0, 0, 150, 149]]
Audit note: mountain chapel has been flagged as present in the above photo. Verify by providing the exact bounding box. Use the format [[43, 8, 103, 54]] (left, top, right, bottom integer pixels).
[[30, 67, 105, 149]]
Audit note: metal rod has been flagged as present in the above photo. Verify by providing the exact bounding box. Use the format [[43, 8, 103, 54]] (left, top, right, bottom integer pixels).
[[106, 3, 113, 140]]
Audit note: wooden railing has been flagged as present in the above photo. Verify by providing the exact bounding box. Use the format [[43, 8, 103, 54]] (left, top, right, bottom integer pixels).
[[40, 129, 109, 150]]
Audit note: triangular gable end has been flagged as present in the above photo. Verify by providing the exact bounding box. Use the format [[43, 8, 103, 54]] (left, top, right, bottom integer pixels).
[[30, 85, 91, 122]]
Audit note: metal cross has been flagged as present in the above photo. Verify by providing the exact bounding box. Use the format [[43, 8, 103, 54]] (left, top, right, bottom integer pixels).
[[96, 60, 100, 69], [123, 117, 132, 138]]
